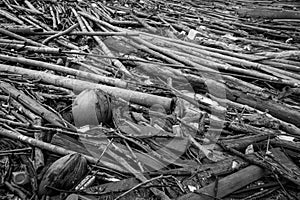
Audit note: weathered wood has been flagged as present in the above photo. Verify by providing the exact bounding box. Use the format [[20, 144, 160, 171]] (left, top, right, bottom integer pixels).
[[226, 87, 300, 128], [0, 127, 126, 172], [269, 148, 300, 186], [238, 9, 300, 19], [270, 138, 300, 153], [0, 81, 64, 127], [0, 0, 300, 199], [0, 64, 173, 111], [81, 16, 132, 77], [0, 27, 45, 47], [86, 177, 139, 194], [222, 132, 275, 150], [219, 141, 300, 186], [177, 165, 264, 200], [0, 54, 128, 88]]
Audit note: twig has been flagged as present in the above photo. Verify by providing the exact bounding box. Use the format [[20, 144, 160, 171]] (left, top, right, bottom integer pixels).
[[75, 139, 113, 191], [114, 175, 164, 200], [42, 23, 79, 44], [193, 191, 222, 200]]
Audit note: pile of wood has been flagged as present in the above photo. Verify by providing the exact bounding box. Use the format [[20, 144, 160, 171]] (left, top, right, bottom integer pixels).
[[0, 0, 300, 199]]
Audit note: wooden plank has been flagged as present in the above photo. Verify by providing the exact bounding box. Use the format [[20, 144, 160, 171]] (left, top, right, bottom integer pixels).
[[177, 165, 264, 200]]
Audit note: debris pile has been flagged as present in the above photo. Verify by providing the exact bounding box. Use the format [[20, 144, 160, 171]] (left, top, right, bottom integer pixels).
[[0, 0, 300, 199]]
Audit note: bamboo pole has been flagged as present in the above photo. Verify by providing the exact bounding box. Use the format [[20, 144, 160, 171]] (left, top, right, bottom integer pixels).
[[0, 64, 173, 111], [0, 127, 126, 173], [140, 34, 300, 85], [0, 9, 24, 25], [78, 11, 300, 85], [26, 31, 138, 36], [81, 16, 132, 77], [0, 27, 45, 47], [0, 54, 128, 88], [42, 23, 79, 44], [0, 82, 64, 127], [0, 43, 61, 54]]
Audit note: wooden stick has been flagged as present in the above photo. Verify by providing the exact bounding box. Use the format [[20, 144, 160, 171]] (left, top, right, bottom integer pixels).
[[226, 87, 300, 128], [0, 39, 24, 44], [78, 11, 299, 85], [0, 9, 24, 25], [26, 31, 138, 36], [81, 16, 133, 77], [258, 50, 300, 59], [0, 118, 81, 136], [0, 28, 45, 47], [0, 127, 126, 173], [24, 0, 41, 14], [238, 8, 300, 19], [0, 64, 173, 111], [130, 12, 157, 33], [140, 34, 300, 83], [10, 4, 43, 15], [108, 149, 171, 200], [0, 43, 61, 54], [0, 54, 128, 88], [0, 82, 65, 127], [42, 23, 79, 44], [71, 8, 88, 32], [115, 175, 164, 200]]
